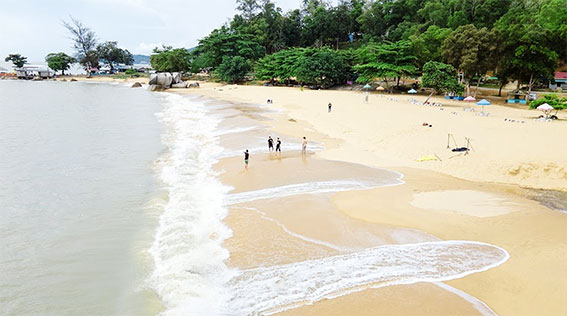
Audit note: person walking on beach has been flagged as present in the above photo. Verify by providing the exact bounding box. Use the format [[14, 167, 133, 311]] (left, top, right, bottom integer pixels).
[[328, 102, 332, 112], [302, 137, 307, 155], [244, 150, 249, 169], [268, 136, 274, 152], [275, 137, 281, 154]]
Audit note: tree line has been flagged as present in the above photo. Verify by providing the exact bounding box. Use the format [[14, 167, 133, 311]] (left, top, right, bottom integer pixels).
[[5, 17, 134, 77], [149, 0, 565, 96]]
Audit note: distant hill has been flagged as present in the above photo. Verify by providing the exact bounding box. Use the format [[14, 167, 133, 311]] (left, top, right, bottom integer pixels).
[[133, 54, 150, 64]]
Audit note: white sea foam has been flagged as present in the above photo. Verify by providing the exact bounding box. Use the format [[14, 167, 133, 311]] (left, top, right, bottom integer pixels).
[[434, 282, 498, 316], [149, 93, 235, 315], [226, 241, 509, 315], [226, 178, 403, 205]]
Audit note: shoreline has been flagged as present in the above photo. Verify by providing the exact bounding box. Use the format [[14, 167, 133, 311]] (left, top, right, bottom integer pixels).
[[65, 78, 566, 315], [176, 83, 566, 315]]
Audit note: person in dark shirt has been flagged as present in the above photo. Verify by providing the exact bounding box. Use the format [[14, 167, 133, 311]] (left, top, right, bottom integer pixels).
[[244, 150, 249, 169], [275, 138, 281, 153], [328, 102, 332, 112], [268, 136, 274, 152]]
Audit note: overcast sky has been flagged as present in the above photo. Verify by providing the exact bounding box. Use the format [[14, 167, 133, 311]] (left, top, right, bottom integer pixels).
[[0, 0, 309, 64]]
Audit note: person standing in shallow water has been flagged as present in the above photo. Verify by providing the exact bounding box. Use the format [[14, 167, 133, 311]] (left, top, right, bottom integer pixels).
[[328, 102, 332, 112], [275, 137, 281, 154], [302, 137, 307, 155], [244, 150, 249, 169], [268, 136, 274, 152]]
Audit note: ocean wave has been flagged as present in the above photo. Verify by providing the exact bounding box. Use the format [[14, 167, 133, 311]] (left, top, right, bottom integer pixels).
[[149, 93, 234, 316], [226, 178, 403, 205], [226, 240, 509, 315]]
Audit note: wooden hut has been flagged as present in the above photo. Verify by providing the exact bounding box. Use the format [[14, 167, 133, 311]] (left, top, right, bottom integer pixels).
[[506, 90, 527, 104]]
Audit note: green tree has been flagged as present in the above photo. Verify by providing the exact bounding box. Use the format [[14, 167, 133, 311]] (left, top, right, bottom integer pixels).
[[45, 52, 75, 75], [63, 17, 98, 76], [150, 46, 191, 72], [410, 25, 451, 67], [529, 94, 567, 111], [294, 47, 350, 87], [96, 41, 133, 73], [495, 0, 559, 95], [194, 26, 264, 69], [255, 47, 349, 87], [217, 56, 251, 83], [354, 41, 418, 89], [442, 24, 499, 96], [4, 54, 27, 68], [422, 61, 464, 94]]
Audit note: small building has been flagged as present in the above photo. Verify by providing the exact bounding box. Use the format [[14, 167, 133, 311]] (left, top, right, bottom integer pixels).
[[15, 65, 54, 79], [507, 90, 528, 104], [549, 72, 567, 90]]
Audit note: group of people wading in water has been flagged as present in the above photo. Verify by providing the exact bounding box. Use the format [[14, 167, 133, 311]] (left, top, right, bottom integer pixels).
[[244, 136, 308, 169]]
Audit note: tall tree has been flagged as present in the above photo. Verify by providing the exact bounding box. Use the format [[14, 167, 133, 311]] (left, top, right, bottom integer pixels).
[[62, 17, 97, 77], [150, 46, 191, 72], [442, 24, 499, 96], [45, 52, 75, 75], [217, 56, 251, 83], [4, 54, 27, 68], [236, 0, 260, 21], [422, 61, 464, 95], [96, 41, 134, 73], [354, 40, 418, 89], [410, 25, 451, 68], [194, 26, 264, 69], [495, 0, 559, 95]]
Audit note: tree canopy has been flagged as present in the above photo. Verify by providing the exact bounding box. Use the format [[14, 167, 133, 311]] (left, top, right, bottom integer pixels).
[[353, 41, 417, 86], [96, 41, 133, 72], [63, 17, 98, 75], [150, 46, 192, 73], [185, 0, 565, 89], [422, 61, 464, 94], [5, 54, 27, 68], [217, 56, 251, 83], [45, 52, 75, 75]]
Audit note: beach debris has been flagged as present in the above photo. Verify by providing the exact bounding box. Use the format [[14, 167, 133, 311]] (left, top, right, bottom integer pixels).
[[70, 78, 77, 82], [131, 82, 142, 88], [288, 118, 297, 122], [416, 154, 441, 162]]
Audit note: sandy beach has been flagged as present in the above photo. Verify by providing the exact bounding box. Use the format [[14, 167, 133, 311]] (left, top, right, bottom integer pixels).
[[65, 77, 566, 315], [170, 82, 566, 315]]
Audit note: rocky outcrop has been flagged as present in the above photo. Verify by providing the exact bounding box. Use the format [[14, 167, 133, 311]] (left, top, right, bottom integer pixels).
[[149, 84, 167, 91], [171, 82, 188, 88], [131, 82, 143, 88], [70, 78, 77, 82], [148, 72, 200, 91]]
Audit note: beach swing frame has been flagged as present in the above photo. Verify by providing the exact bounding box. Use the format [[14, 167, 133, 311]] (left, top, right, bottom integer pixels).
[[447, 134, 474, 156]]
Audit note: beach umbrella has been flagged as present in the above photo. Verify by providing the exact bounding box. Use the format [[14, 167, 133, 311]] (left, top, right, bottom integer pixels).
[[376, 86, 385, 91], [537, 103, 554, 119], [363, 83, 372, 89], [408, 88, 417, 94], [476, 99, 491, 115], [464, 96, 476, 102]]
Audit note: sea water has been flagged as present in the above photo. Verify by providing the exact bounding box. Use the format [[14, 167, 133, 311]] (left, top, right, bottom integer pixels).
[[0, 81, 164, 315]]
